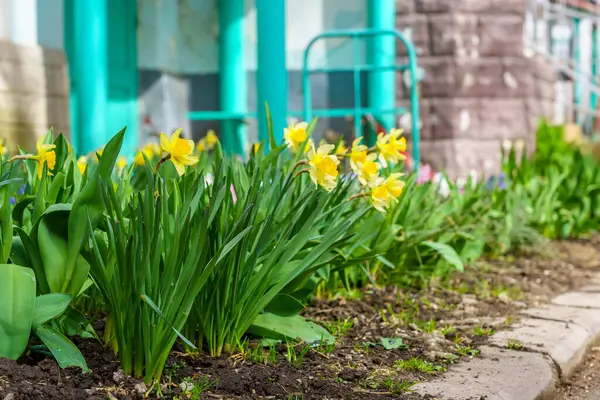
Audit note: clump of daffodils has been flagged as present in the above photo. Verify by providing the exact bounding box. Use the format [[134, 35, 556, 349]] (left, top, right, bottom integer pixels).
[[292, 121, 407, 213]]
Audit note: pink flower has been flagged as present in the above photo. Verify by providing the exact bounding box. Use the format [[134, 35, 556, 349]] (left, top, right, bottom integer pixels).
[[230, 184, 237, 204], [416, 164, 433, 185]]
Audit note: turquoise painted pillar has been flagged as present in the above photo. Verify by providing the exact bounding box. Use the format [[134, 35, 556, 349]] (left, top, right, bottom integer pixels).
[[368, 0, 396, 144], [256, 0, 287, 148], [591, 25, 598, 115], [72, 0, 108, 154], [219, 0, 247, 155], [573, 18, 582, 125]]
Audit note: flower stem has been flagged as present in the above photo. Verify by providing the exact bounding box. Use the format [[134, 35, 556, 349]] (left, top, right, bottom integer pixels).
[[348, 192, 369, 201], [8, 154, 33, 162], [293, 168, 310, 179], [155, 154, 171, 172]]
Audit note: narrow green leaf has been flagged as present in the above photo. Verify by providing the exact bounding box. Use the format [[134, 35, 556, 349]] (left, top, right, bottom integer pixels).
[[140, 294, 197, 349]]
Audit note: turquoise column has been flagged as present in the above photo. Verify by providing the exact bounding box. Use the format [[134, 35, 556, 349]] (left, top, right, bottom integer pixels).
[[219, 0, 247, 155], [573, 18, 582, 125], [591, 25, 598, 115], [256, 0, 288, 148], [367, 0, 396, 144], [72, 0, 108, 154]]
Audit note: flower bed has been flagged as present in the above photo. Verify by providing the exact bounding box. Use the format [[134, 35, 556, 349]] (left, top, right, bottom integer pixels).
[[0, 118, 599, 399]]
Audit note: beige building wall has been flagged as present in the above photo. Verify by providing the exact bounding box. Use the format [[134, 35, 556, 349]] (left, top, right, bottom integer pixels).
[[0, 40, 70, 152]]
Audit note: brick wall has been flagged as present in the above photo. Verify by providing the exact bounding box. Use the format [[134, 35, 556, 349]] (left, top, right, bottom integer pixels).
[[0, 40, 70, 153], [396, 0, 556, 178]]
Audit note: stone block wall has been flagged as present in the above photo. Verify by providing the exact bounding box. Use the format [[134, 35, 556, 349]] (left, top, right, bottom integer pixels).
[[0, 40, 70, 152], [396, 0, 556, 179]]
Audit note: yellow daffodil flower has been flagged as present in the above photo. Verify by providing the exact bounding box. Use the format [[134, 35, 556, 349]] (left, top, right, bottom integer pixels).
[[352, 153, 381, 186], [0, 139, 7, 158], [116, 156, 128, 171], [253, 143, 260, 155], [336, 139, 348, 155], [377, 128, 406, 166], [284, 121, 309, 153], [197, 139, 206, 153], [205, 130, 219, 149], [307, 144, 340, 191], [134, 144, 153, 166], [77, 156, 88, 175], [159, 128, 199, 176], [350, 137, 368, 166], [31, 136, 56, 179], [369, 173, 405, 213], [95, 147, 104, 161]]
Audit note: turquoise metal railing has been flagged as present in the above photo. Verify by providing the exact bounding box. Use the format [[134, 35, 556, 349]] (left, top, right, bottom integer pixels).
[[188, 29, 421, 167], [302, 28, 421, 169]]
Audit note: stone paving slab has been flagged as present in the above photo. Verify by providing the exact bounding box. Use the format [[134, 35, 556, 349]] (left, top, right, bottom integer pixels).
[[415, 273, 600, 399], [414, 346, 555, 400], [578, 285, 600, 293], [552, 292, 600, 309], [488, 318, 589, 377], [521, 304, 600, 337]]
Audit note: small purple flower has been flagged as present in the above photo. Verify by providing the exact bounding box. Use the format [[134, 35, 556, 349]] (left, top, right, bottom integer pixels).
[[17, 184, 26, 196], [486, 173, 508, 190], [9, 197, 15, 205]]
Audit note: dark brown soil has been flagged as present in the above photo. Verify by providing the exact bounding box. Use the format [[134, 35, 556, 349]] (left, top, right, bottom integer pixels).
[[557, 346, 600, 400], [1, 238, 599, 400]]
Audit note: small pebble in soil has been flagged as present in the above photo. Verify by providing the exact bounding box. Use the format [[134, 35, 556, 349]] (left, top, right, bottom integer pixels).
[[179, 381, 194, 392], [134, 382, 147, 394], [112, 369, 125, 383]]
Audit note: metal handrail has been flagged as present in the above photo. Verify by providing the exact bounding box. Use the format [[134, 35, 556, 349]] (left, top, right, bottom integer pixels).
[[302, 28, 421, 168]]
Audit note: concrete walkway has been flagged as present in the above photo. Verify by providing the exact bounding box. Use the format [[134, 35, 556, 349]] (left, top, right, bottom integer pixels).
[[414, 274, 600, 400]]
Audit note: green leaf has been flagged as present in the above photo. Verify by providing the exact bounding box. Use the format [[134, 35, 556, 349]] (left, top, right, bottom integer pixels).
[[264, 294, 305, 317], [0, 264, 36, 360], [140, 294, 197, 349], [422, 240, 465, 272], [37, 210, 69, 294], [35, 324, 89, 372], [32, 293, 72, 330], [56, 307, 98, 340], [12, 196, 36, 226], [380, 337, 408, 350], [265, 103, 277, 151], [248, 313, 335, 345], [14, 227, 50, 294], [64, 129, 124, 294]]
